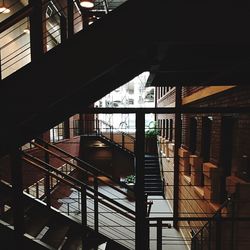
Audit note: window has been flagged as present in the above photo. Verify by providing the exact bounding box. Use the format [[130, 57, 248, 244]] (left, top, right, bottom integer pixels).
[[50, 121, 69, 143]]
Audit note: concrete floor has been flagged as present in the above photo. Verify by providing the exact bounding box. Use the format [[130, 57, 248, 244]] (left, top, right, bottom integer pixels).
[[58, 186, 188, 250]]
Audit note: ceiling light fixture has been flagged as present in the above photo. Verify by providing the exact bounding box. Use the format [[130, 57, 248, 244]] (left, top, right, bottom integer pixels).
[[0, 0, 10, 14], [80, 0, 94, 8]]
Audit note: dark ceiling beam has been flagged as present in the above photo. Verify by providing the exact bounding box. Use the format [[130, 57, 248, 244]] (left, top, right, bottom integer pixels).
[[152, 2, 250, 44]]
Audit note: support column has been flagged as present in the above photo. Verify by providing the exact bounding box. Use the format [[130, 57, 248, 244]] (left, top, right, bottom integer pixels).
[[10, 148, 24, 247], [67, 0, 74, 38], [60, 15, 67, 43], [29, 0, 44, 61], [135, 111, 147, 250], [173, 86, 182, 228]]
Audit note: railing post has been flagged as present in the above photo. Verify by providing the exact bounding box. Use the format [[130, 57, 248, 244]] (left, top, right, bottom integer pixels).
[[81, 185, 87, 227], [10, 147, 24, 248], [122, 133, 125, 149], [208, 222, 212, 250], [230, 197, 235, 250], [44, 144, 51, 207], [157, 219, 162, 250], [60, 15, 67, 43], [215, 214, 221, 250], [135, 111, 147, 250], [29, 0, 44, 61], [94, 177, 99, 233]]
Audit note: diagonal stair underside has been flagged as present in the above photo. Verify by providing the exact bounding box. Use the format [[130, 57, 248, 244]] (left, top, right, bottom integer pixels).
[[1, 1, 250, 155], [0, 0, 153, 154]]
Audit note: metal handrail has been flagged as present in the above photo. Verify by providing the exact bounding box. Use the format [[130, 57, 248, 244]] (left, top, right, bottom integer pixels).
[[34, 138, 134, 193], [22, 152, 136, 218]]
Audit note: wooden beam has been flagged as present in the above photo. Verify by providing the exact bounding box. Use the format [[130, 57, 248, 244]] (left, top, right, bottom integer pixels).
[[182, 86, 236, 105]]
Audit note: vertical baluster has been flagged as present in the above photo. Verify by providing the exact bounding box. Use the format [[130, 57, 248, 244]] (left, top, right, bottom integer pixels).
[[230, 198, 235, 250], [10, 148, 24, 247], [215, 214, 221, 250], [94, 177, 99, 233], [122, 133, 125, 149], [44, 144, 50, 207], [201, 229, 203, 250], [36, 182, 39, 198], [157, 219, 162, 250], [81, 185, 87, 227], [208, 222, 211, 250]]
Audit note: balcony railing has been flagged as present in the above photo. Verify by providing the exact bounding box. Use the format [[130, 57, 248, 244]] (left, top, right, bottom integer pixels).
[[0, 0, 127, 80]]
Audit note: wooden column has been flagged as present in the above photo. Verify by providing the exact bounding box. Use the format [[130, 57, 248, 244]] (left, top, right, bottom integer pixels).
[[173, 86, 182, 228], [135, 111, 147, 249]]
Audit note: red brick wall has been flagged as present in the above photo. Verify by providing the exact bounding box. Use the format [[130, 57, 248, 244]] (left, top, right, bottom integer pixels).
[[0, 137, 80, 189]]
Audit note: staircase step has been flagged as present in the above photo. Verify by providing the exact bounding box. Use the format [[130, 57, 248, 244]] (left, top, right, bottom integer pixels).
[[0, 208, 13, 225], [41, 219, 70, 249], [145, 182, 162, 187], [25, 207, 50, 237], [62, 227, 106, 250], [145, 191, 163, 195]]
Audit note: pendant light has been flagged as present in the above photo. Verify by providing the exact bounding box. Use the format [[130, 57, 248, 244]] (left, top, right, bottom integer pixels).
[[80, 0, 94, 8], [0, 0, 10, 14]]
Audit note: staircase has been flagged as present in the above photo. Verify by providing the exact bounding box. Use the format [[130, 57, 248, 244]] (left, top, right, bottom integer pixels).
[[0, 181, 127, 250], [144, 155, 163, 196]]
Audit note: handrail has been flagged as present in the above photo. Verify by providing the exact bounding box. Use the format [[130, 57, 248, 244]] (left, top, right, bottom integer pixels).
[[22, 152, 136, 218], [0, 5, 32, 34], [34, 138, 134, 192], [98, 119, 135, 141], [31, 141, 133, 198]]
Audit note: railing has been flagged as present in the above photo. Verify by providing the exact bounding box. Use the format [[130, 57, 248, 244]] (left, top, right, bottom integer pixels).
[[79, 118, 136, 153], [191, 197, 232, 250], [32, 137, 135, 194], [0, 0, 127, 80], [21, 152, 138, 249]]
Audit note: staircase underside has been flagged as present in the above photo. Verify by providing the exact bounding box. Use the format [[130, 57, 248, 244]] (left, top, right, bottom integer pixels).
[[1, 1, 250, 154]]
